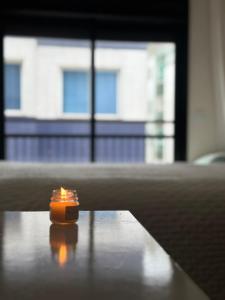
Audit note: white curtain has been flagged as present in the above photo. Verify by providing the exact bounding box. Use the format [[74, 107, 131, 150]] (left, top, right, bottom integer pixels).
[[209, 0, 225, 149]]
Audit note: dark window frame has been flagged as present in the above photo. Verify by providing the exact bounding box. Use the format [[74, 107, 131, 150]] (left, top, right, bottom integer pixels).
[[0, 10, 188, 162]]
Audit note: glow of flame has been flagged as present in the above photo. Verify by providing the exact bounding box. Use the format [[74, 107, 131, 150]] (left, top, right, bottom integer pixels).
[[60, 187, 67, 198], [58, 244, 68, 267]]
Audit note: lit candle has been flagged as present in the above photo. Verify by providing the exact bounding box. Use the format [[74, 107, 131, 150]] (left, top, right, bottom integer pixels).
[[50, 187, 79, 224]]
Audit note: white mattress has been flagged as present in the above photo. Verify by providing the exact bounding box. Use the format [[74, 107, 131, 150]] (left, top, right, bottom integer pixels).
[[0, 161, 225, 211]]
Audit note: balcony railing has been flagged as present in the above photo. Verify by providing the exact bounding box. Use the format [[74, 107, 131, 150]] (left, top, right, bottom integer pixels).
[[5, 134, 174, 163]]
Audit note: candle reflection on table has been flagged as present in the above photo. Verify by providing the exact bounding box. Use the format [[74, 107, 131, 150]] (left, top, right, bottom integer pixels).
[[49, 224, 78, 267]]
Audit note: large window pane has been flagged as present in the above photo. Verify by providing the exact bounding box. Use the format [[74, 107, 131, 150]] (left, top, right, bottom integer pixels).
[[95, 41, 175, 163], [4, 36, 91, 162]]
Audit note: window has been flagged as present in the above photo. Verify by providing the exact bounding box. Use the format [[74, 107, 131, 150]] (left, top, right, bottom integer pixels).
[[3, 37, 178, 163], [63, 71, 89, 113], [96, 71, 117, 114], [63, 70, 117, 115], [4, 64, 21, 110]]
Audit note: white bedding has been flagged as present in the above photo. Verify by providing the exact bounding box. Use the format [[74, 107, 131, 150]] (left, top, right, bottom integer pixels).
[[0, 161, 225, 211]]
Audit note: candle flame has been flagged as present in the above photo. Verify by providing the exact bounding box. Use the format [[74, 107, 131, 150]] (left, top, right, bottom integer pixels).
[[58, 244, 68, 266], [60, 187, 67, 198]]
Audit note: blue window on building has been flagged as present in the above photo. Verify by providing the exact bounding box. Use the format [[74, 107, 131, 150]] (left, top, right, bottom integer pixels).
[[4, 64, 21, 109], [96, 71, 117, 114], [63, 70, 117, 114], [63, 71, 89, 113]]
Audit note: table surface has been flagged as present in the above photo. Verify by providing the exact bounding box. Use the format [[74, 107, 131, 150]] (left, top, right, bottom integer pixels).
[[0, 211, 209, 300]]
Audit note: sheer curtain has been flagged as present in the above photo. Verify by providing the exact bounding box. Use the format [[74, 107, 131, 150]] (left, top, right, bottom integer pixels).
[[209, 0, 225, 149]]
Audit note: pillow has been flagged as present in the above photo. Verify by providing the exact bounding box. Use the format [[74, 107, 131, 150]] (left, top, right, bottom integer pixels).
[[195, 152, 225, 164]]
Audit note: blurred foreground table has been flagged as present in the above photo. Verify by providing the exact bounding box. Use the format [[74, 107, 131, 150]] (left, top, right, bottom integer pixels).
[[0, 211, 209, 300]]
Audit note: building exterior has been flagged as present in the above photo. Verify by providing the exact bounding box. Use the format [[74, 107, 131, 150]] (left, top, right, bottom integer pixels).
[[4, 37, 175, 163]]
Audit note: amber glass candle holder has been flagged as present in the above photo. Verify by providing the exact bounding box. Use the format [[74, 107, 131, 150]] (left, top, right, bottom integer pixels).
[[50, 187, 79, 225]]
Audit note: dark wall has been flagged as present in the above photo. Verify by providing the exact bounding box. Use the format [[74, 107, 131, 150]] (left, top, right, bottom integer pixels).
[[1, 1, 187, 20], [0, 2, 188, 40]]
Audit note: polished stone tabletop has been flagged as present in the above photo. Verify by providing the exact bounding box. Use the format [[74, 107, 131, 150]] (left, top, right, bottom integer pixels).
[[0, 211, 209, 300]]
